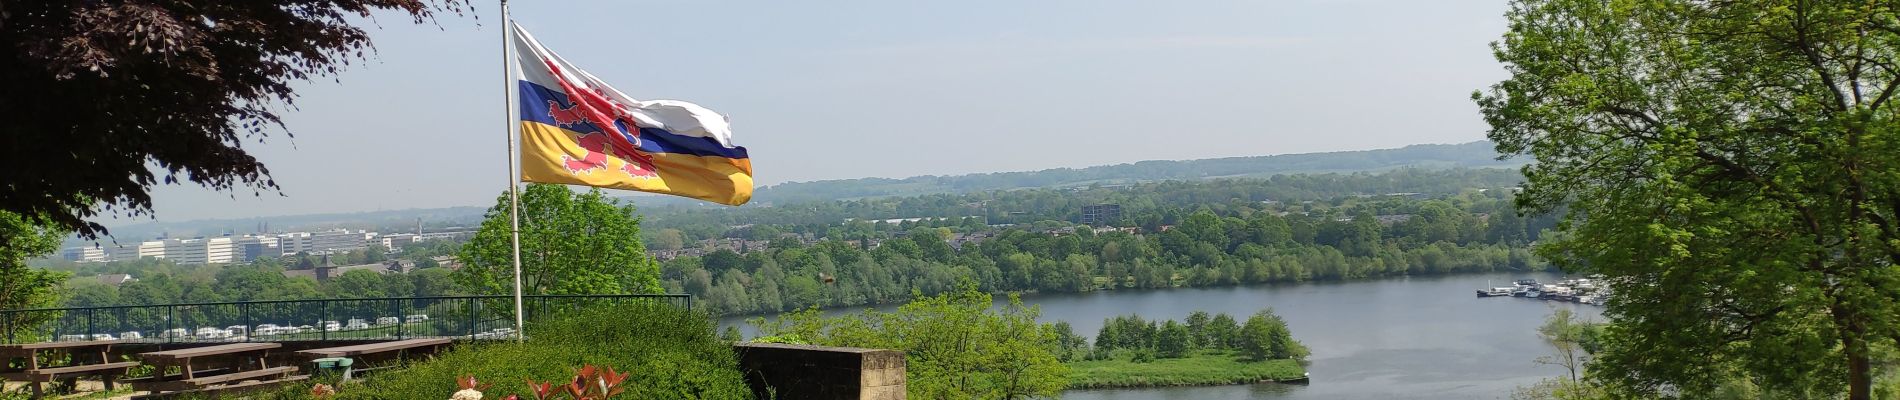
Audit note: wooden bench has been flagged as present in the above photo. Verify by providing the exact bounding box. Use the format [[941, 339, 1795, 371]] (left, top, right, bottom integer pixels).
[[136, 342, 280, 367], [23, 361, 140, 387], [132, 342, 290, 395], [298, 338, 450, 375], [128, 374, 310, 400], [126, 366, 300, 392], [0, 340, 128, 398]]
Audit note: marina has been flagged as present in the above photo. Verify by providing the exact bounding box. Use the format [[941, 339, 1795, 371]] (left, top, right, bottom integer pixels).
[[1477, 277, 1608, 306]]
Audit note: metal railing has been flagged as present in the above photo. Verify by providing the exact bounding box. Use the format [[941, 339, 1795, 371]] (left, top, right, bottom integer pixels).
[[0, 294, 690, 344]]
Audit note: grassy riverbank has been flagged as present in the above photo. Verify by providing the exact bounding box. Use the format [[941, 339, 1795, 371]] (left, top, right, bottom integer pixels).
[[1065, 350, 1306, 389]]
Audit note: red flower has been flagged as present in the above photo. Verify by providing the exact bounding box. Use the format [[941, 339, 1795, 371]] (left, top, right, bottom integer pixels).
[[525, 379, 557, 400], [559, 365, 631, 399]]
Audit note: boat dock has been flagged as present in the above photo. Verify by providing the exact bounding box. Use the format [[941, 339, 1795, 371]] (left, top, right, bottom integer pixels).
[[1475, 277, 1607, 306]]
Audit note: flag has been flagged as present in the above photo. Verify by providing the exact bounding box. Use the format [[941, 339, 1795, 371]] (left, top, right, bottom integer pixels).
[[511, 23, 752, 205]]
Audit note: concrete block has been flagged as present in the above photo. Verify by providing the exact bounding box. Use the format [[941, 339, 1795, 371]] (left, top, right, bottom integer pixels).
[[733, 342, 907, 400]]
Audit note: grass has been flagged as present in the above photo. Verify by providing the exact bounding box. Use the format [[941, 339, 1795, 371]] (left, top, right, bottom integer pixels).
[[55, 388, 133, 399], [238, 304, 752, 400], [1065, 350, 1306, 389]]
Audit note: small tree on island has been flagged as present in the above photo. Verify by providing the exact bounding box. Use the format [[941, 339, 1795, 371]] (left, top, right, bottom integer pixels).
[[1184, 310, 1212, 348], [1240, 309, 1308, 361], [1206, 313, 1241, 349], [1156, 320, 1192, 358]]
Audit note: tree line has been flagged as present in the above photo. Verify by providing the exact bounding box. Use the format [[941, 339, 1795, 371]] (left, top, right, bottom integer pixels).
[[47, 240, 466, 309], [637, 167, 1530, 245], [1070, 309, 1308, 363]]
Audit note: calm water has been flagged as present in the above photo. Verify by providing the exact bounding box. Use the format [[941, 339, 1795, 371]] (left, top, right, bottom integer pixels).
[[723, 272, 1599, 400]]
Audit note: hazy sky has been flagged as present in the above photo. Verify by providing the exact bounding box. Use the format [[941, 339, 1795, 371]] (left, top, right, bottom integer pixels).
[[129, 0, 1510, 224]]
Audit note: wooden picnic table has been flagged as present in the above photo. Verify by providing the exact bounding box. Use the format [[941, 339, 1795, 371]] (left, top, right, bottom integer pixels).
[[297, 338, 451, 376], [297, 338, 450, 358], [0, 340, 138, 398], [128, 342, 301, 395]]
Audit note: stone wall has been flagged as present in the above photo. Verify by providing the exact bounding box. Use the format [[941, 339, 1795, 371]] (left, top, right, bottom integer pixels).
[[732, 342, 905, 400]]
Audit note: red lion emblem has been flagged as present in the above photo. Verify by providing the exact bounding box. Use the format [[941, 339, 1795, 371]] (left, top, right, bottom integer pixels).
[[547, 101, 656, 177], [541, 59, 658, 179]]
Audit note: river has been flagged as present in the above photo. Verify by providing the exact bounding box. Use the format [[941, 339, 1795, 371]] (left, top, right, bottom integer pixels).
[[723, 272, 1600, 399]]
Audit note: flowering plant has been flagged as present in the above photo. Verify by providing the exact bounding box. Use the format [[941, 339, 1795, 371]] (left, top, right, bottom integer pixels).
[[516, 364, 632, 400], [310, 383, 336, 398], [450, 375, 494, 400]]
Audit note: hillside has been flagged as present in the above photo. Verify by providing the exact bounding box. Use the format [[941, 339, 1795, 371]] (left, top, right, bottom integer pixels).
[[746, 141, 1516, 204]]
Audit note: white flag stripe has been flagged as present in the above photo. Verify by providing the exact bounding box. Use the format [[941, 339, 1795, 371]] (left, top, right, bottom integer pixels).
[[510, 23, 738, 148]]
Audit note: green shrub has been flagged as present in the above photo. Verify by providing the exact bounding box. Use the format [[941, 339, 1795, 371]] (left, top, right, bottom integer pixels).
[[1131, 348, 1156, 363], [274, 304, 750, 400], [1065, 351, 1305, 389]]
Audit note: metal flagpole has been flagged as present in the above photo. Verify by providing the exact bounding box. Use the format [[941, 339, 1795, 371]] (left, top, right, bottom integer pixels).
[[501, 0, 526, 343]]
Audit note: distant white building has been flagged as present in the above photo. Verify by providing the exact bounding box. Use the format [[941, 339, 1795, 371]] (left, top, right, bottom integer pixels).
[[417, 230, 475, 242], [275, 229, 370, 256], [380, 233, 419, 249], [66, 227, 455, 265], [62, 246, 106, 263], [161, 237, 235, 264], [235, 235, 280, 262], [103, 241, 165, 262]]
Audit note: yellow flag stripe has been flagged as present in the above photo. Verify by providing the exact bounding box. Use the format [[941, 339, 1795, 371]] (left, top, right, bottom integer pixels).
[[520, 121, 753, 205]]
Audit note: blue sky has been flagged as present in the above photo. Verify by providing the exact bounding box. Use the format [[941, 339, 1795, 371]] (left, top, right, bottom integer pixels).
[[130, 0, 1510, 223]]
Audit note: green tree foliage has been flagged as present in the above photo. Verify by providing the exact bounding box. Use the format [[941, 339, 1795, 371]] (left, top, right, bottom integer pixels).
[[1479, 0, 1900, 398], [0, 0, 469, 239], [1238, 309, 1307, 361], [1049, 321, 1090, 362], [752, 285, 1068, 400], [363, 244, 389, 263], [1088, 309, 1302, 364], [330, 269, 388, 299], [1156, 320, 1191, 358], [0, 211, 69, 339], [1534, 308, 1599, 385], [719, 326, 743, 343], [1206, 313, 1240, 349], [652, 228, 688, 251], [63, 281, 118, 308], [1513, 310, 1614, 400], [1184, 311, 1212, 348], [215, 265, 321, 300], [458, 184, 661, 295]]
